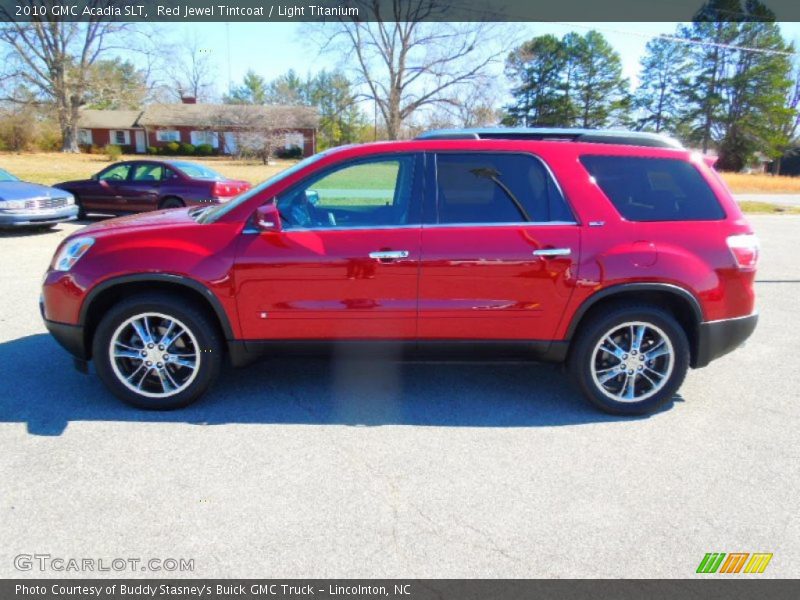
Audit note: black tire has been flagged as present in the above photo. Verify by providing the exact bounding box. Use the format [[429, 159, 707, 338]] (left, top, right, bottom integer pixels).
[[568, 304, 689, 415], [160, 197, 184, 210], [92, 293, 223, 409]]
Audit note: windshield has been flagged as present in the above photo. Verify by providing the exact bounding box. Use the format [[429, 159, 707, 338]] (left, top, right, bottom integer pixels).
[[198, 151, 331, 224], [172, 162, 225, 181], [0, 168, 20, 182]]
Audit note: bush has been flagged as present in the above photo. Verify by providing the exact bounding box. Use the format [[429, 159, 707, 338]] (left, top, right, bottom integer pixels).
[[179, 142, 195, 155], [163, 141, 180, 155], [276, 146, 303, 159], [147, 146, 160, 155], [104, 144, 122, 161], [195, 143, 214, 156]]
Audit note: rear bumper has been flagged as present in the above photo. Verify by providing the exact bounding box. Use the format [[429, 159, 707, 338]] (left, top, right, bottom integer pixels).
[[0, 206, 78, 226], [693, 312, 758, 368]]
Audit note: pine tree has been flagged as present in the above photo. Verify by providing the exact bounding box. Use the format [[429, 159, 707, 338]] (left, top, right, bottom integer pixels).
[[634, 38, 691, 133]]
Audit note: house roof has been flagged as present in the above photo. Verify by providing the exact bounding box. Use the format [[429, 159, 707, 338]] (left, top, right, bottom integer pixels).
[[78, 104, 319, 130], [77, 109, 143, 129], [137, 103, 319, 129]]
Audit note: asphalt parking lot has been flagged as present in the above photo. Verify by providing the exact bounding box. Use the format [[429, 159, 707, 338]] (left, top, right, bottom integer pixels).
[[0, 216, 798, 579]]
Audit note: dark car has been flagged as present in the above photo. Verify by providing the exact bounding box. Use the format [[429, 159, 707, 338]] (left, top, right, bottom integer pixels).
[[0, 167, 78, 229], [55, 160, 251, 218], [41, 128, 758, 415]]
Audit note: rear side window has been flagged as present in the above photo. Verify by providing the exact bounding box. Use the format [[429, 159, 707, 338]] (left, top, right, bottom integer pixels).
[[580, 156, 725, 221], [435, 153, 574, 224]]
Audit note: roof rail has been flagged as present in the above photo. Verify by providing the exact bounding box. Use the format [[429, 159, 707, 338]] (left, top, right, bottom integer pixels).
[[415, 128, 683, 149]]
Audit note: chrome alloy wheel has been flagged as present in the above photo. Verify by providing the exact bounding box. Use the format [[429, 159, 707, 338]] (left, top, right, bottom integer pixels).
[[108, 312, 201, 398], [590, 321, 674, 403]]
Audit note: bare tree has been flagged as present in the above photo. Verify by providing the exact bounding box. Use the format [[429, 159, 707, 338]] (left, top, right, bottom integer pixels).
[[0, 2, 129, 152], [311, 0, 508, 139], [158, 31, 217, 102]]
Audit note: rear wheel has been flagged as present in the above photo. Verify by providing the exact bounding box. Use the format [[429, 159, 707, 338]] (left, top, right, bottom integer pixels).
[[569, 304, 689, 415], [92, 294, 222, 409], [160, 197, 184, 210]]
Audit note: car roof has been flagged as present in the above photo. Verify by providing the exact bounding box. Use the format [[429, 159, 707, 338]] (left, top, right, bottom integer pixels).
[[416, 128, 683, 149]]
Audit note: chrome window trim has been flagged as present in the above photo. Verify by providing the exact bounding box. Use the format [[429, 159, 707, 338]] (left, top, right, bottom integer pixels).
[[421, 221, 578, 229]]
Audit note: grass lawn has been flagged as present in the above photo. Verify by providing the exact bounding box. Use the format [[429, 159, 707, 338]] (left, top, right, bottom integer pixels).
[[0, 152, 294, 186], [737, 201, 800, 214], [720, 172, 800, 194]]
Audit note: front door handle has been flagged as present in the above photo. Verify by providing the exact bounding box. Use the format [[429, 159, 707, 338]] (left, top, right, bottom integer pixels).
[[369, 250, 410, 261], [533, 248, 571, 257]]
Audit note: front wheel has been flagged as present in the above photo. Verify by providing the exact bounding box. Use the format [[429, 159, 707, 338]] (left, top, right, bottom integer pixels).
[[92, 294, 223, 409], [569, 305, 689, 415]]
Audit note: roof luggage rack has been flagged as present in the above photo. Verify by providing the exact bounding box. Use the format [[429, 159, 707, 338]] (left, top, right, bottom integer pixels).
[[415, 128, 683, 149]]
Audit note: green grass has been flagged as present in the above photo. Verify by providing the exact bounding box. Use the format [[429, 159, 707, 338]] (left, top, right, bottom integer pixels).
[[738, 201, 800, 214]]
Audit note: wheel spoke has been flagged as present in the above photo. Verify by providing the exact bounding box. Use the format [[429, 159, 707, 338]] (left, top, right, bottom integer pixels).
[[169, 357, 196, 370], [162, 326, 186, 350], [621, 373, 637, 400], [632, 325, 646, 352], [114, 348, 143, 360], [131, 319, 151, 345], [601, 335, 625, 358], [597, 367, 621, 385], [155, 368, 173, 393], [159, 321, 176, 345]]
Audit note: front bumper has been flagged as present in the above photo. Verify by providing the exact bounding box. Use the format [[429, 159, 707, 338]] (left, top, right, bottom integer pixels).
[[693, 312, 758, 368], [0, 205, 78, 227], [40, 296, 88, 360]]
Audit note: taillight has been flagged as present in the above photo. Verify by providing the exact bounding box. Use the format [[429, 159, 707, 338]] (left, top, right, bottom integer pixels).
[[727, 234, 759, 269]]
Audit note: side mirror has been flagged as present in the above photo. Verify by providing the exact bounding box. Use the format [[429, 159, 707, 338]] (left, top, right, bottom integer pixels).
[[254, 204, 282, 233], [90, 174, 98, 181]]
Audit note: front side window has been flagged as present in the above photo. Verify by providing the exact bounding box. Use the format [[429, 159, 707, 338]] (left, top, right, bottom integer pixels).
[[434, 153, 574, 224], [277, 156, 416, 229], [98, 164, 131, 181], [580, 156, 725, 221]]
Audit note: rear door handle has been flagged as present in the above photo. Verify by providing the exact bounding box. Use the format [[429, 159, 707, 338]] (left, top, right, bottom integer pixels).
[[533, 248, 571, 257], [369, 250, 410, 260]]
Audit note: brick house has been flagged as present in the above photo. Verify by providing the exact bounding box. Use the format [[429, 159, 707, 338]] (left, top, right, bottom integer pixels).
[[77, 98, 319, 157]]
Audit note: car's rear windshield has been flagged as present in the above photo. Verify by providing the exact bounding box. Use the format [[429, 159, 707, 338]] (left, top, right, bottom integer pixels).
[[171, 162, 225, 181], [580, 155, 725, 221]]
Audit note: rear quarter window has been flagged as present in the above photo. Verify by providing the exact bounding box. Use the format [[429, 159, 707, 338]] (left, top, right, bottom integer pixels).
[[580, 156, 725, 221]]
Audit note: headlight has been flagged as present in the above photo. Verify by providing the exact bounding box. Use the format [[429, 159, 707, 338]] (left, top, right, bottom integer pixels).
[[0, 200, 27, 210], [54, 237, 95, 272], [65, 194, 75, 205]]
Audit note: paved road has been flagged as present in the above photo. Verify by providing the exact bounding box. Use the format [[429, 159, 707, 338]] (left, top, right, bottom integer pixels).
[[0, 217, 798, 578], [735, 193, 800, 207]]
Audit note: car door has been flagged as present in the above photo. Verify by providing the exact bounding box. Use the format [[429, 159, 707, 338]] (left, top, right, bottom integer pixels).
[[82, 163, 133, 213], [418, 151, 580, 341], [234, 153, 423, 340], [120, 162, 163, 212]]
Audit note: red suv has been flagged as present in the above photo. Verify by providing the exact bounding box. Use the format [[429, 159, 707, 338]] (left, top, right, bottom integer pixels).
[[40, 129, 759, 415]]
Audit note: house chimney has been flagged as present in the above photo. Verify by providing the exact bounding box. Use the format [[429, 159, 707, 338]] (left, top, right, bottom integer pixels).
[[181, 96, 197, 104]]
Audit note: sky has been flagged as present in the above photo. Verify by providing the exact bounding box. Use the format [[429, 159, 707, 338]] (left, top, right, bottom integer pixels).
[[160, 21, 800, 101]]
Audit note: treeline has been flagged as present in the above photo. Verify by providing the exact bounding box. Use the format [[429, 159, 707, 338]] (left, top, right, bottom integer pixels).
[[503, 0, 800, 171]]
